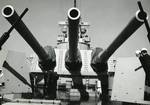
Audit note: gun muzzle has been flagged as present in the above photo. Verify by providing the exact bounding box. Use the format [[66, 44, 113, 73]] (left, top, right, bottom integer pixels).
[[67, 7, 80, 62], [2, 5, 56, 71], [99, 10, 147, 63]]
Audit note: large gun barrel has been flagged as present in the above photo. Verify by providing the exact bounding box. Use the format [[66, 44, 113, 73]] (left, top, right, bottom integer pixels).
[[90, 10, 148, 104], [2, 5, 47, 61], [99, 10, 147, 63], [67, 7, 80, 62], [0, 8, 28, 50], [64, 8, 89, 101], [2, 5, 56, 71]]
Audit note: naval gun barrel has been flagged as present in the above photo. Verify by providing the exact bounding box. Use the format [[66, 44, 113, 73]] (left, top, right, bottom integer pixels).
[[0, 8, 28, 50], [2, 5, 56, 71], [65, 8, 89, 101], [90, 10, 147, 104], [99, 10, 147, 63], [67, 7, 80, 62]]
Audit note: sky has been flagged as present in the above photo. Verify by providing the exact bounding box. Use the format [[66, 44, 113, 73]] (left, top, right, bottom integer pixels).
[[0, 0, 150, 57]]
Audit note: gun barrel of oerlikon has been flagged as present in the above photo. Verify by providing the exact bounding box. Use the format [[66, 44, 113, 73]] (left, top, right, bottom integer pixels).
[[68, 7, 80, 62], [99, 10, 147, 63], [1, 5, 48, 62]]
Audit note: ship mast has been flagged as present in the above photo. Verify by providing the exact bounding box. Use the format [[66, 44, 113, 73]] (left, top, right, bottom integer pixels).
[[74, 0, 77, 7]]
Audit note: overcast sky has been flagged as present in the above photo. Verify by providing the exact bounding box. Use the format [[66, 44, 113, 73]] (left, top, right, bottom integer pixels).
[[0, 0, 150, 57]]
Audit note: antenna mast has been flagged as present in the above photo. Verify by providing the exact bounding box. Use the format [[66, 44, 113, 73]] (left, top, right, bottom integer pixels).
[[74, 0, 77, 7]]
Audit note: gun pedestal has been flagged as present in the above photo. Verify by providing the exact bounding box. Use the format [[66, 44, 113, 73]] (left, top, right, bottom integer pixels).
[[30, 71, 58, 99]]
